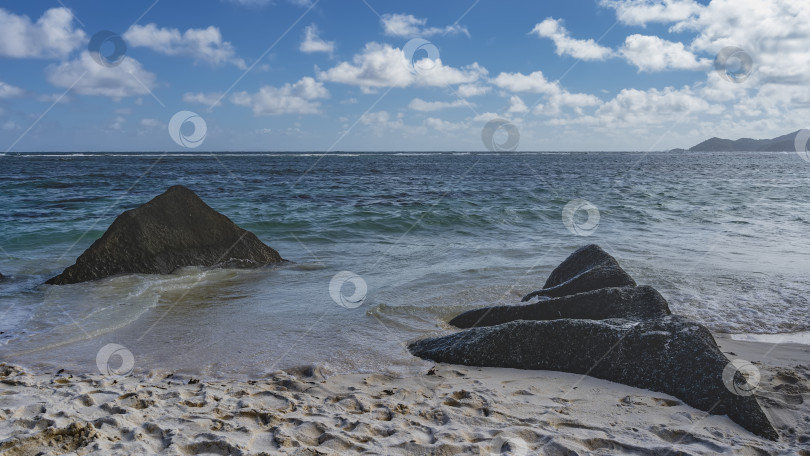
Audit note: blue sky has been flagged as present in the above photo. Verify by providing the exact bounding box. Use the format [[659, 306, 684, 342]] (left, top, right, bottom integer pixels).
[[1, 0, 808, 151]]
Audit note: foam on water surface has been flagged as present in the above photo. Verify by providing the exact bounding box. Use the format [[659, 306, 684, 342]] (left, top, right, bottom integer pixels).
[[1, 151, 808, 377]]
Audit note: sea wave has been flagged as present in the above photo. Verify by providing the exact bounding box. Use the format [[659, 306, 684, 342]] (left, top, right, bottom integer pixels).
[[730, 332, 810, 345]]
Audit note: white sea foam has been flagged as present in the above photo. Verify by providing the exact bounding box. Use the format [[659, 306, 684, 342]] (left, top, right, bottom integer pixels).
[[730, 332, 810, 345]]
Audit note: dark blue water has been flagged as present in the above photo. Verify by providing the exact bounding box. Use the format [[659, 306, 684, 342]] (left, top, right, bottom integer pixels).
[[0, 151, 808, 378]]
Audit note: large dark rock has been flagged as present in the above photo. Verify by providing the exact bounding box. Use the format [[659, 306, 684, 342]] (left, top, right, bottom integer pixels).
[[46, 186, 285, 285], [449, 285, 671, 329], [521, 244, 635, 301], [416, 245, 778, 440], [409, 316, 778, 440]]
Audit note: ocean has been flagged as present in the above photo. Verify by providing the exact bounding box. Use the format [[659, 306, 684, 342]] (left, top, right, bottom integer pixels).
[[1, 151, 808, 379]]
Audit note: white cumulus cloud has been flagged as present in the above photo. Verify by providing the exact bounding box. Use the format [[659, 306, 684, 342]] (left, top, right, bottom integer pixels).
[[680, 0, 810, 86], [530, 18, 614, 60], [492, 70, 603, 115], [593, 86, 719, 126], [424, 117, 466, 132], [506, 95, 529, 113], [596, 0, 810, 133], [123, 23, 247, 69], [621, 34, 709, 71], [183, 92, 225, 107], [230, 76, 328, 115], [491, 71, 558, 94], [457, 83, 491, 98], [0, 7, 86, 59], [46, 51, 157, 99], [535, 91, 603, 116], [0, 81, 24, 98], [599, 0, 702, 26], [318, 42, 485, 92], [140, 118, 162, 128], [408, 98, 469, 111], [381, 14, 469, 38], [358, 111, 409, 134], [300, 24, 335, 54]]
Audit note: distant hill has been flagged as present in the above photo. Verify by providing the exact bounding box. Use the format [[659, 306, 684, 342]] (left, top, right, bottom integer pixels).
[[685, 131, 803, 152]]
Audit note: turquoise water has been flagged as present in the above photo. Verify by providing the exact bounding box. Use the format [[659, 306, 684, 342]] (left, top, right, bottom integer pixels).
[[0, 151, 808, 378]]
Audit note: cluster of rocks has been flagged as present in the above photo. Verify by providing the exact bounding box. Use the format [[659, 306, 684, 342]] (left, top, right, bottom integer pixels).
[[409, 244, 778, 440]]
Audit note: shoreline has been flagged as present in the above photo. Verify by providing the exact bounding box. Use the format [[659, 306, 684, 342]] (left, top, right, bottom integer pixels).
[[715, 333, 810, 368], [3, 329, 809, 382], [1, 335, 808, 455]]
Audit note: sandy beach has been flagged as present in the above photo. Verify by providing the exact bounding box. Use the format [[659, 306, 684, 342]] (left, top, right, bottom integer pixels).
[[1, 336, 807, 455]]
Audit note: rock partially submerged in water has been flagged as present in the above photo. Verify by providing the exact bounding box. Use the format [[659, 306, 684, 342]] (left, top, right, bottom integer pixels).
[[521, 244, 636, 301], [46, 185, 285, 285], [411, 244, 778, 440], [409, 316, 778, 440], [449, 285, 671, 328]]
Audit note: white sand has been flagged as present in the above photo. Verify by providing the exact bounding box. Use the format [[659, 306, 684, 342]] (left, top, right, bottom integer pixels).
[[1, 338, 808, 455]]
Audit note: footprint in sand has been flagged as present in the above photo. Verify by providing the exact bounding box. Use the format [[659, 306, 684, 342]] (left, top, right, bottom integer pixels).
[[648, 424, 732, 453], [620, 395, 682, 407]]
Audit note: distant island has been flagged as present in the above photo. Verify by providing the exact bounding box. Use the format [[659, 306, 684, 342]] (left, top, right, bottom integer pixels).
[[672, 130, 806, 152]]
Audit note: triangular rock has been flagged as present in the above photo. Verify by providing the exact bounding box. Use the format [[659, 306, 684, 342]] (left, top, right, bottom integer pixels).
[[46, 185, 285, 285], [522, 244, 635, 301]]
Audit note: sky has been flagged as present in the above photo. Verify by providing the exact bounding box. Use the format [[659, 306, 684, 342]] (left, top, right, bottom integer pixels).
[[0, 0, 808, 152]]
